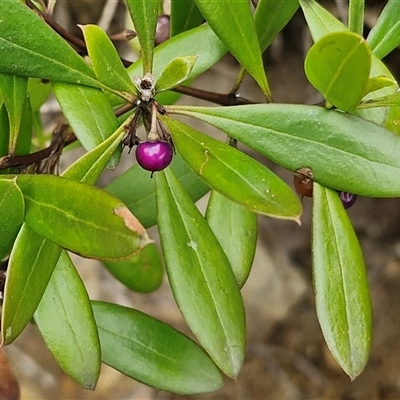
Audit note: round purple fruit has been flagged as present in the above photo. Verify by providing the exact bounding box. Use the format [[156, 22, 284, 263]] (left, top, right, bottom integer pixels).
[[338, 191, 357, 209], [135, 140, 173, 172]]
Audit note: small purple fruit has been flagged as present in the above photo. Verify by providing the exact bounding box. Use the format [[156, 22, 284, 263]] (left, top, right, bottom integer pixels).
[[135, 140, 173, 172], [338, 191, 357, 209]]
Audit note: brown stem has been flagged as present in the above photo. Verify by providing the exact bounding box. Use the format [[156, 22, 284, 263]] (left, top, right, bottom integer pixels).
[[173, 85, 254, 106]]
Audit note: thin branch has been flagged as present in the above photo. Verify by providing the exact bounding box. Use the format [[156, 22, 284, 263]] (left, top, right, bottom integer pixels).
[[173, 85, 254, 106]]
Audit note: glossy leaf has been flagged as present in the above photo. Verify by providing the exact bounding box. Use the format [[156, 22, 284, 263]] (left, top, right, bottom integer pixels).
[[15, 174, 151, 260], [1, 224, 62, 345], [367, 0, 400, 59], [102, 243, 164, 293], [92, 301, 223, 394], [61, 116, 130, 184], [206, 191, 257, 287], [161, 115, 301, 221], [312, 182, 372, 379], [194, 0, 270, 99], [14, 93, 32, 156], [53, 82, 121, 168], [126, 0, 159, 74], [34, 251, 101, 389], [169, 104, 400, 197], [0, 0, 100, 88], [80, 25, 136, 94], [156, 56, 198, 92], [127, 22, 226, 92], [299, 0, 399, 126], [170, 0, 204, 36], [105, 152, 209, 228], [155, 168, 245, 377], [0, 178, 24, 260], [0, 74, 28, 153], [254, 0, 299, 52], [305, 31, 371, 111], [28, 78, 52, 112]]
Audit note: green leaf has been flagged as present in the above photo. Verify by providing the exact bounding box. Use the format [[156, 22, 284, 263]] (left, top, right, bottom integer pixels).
[[254, 0, 299, 52], [169, 104, 400, 197], [1, 224, 62, 345], [156, 56, 198, 92], [161, 115, 301, 221], [155, 168, 245, 378], [348, 0, 365, 35], [102, 243, 164, 293], [0, 74, 28, 153], [34, 251, 101, 389], [312, 182, 372, 379], [62, 121, 129, 185], [0, 104, 9, 158], [170, 0, 204, 36], [53, 82, 121, 169], [0, 178, 24, 260], [105, 152, 209, 228], [14, 93, 32, 156], [92, 301, 223, 394], [367, 0, 400, 59], [363, 76, 396, 97], [304, 31, 371, 111], [357, 91, 400, 109], [126, 0, 160, 74], [80, 24, 136, 94], [28, 78, 52, 112], [15, 174, 151, 260], [299, 0, 399, 126], [194, 0, 270, 99], [127, 22, 226, 93], [206, 191, 257, 288], [299, 0, 345, 41], [0, 0, 100, 88]]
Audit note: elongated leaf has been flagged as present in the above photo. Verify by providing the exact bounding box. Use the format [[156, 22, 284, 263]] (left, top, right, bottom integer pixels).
[[0, 178, 24, 260], [0, 104, 9, 159], [169, 104, 400, 197], [92, 301, 223, 394], [28, 78, 52, 112], [0, 0, 100, 88], [156, 56, 198, 92], [358, 91, 400, 109], [367, 0, 400, 59], [80, 25, 135, 94], [305, 31, 371, 111], [348, 0, 364, 35], [34, 251, 101, 389], [102, 243, 164, 293], [161, 116, 301, 220], [14, 93, 33, 156], [126, 0, 160, 74], [155, 168, 245, 377], [105, 152, 209, 228], [312, 182, 372, 379], [363, 76, 396, 97], [206, 191, 257, 288], [194, 0, 270, 98], [53, 82, 121, 168], [170, 0, 204, 36], [1, 224, 62, 345], [0, 74, 28, 153], [61, 116, 130, 184], [127, 23, 226, 92], [15, 174, 151, 259], [254, 0, 299, 52]]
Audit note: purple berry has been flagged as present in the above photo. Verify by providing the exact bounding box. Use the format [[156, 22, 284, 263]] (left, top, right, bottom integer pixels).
[[135, 140, 173, 172], [338, 191, 357, 209]]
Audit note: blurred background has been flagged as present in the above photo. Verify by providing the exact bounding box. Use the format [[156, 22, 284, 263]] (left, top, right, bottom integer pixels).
[[4, 1, 400, 399]]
